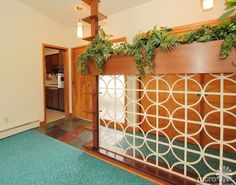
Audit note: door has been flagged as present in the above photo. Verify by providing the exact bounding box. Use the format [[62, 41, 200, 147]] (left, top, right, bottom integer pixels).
[[72, 46, 95, 121]]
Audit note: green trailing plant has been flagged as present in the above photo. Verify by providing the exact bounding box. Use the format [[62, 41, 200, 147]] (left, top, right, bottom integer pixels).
[[78, 29, 113, 75], [220, 0, 236, 20], [78, 18, 236, 76], [179, 17, 236, 59]]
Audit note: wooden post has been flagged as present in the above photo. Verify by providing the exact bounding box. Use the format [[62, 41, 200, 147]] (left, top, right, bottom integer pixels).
[[92, 76, 99, 149], [82, 0, 100, 150]]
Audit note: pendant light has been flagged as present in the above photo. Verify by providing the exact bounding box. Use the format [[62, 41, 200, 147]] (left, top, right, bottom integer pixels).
[[76, 6, 84, 38], [77, 20, 83, 38], [202, 0, 214, 10]]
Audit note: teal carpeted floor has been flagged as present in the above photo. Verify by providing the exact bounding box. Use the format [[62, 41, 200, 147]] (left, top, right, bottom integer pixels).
[[118, 132, 236, 178], [0, 131, 154, 185]]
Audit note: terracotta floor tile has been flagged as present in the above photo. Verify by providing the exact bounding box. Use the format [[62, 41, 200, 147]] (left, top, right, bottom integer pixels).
[[37, 117, 93, 150], [70, 126, 86, 136], [84, 124, 93, 131], [58, 133, 77, 143], [46, 128, 68, 139]]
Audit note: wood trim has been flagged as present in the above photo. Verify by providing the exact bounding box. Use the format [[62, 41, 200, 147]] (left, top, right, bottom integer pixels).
[[42, 43, 68, 51], [40, 121, 46, 127], [170, 19, 219, 35], [42, 45, 47, 124], [170, 17, 233, 35], [42, 44, 70, 123], [71, 45, 87, 51], [63, 49, 70, 117], [83, 148, 170, 185]]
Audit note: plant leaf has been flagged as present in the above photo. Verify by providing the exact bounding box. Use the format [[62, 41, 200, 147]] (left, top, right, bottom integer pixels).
[[219, 8, 236, 20]]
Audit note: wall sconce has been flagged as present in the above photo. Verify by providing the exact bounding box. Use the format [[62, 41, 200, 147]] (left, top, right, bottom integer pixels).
[[202, 0, 215, 10]]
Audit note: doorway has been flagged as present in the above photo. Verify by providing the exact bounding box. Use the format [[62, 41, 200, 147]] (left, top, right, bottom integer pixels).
[[42, 44, 69, 124]]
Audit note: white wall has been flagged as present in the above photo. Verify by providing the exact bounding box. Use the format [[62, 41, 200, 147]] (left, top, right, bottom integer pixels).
[[0, 0, 226, 133], [71, 0, 225, 45], [0, 0, 71, 131]]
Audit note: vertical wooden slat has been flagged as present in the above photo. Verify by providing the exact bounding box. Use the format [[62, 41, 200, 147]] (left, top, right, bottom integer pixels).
[[92, 76, 99, 149], [81, 0, 99, 149]]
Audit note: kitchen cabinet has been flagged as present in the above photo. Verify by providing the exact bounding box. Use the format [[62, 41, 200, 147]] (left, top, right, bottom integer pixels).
[[51, 89, 59, 108], [46, 88, 64, 111], [51, 54, 59, 66], [58, 88, 64, 111], [45, 53, 62, 74], [59, 51, 64, 66], [46, 89, 52, 108], [45, 56, 52, 73]]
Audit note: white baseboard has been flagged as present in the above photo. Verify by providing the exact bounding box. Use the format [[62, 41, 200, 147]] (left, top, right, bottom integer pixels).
[[0, 121, 39, 139]]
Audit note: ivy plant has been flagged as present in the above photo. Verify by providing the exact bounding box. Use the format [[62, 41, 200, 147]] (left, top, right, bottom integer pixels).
[[78, 29, 113, 75], [220, 0, 236, 20], [179, 17, 236, 59], [78, 17, 236, 76]]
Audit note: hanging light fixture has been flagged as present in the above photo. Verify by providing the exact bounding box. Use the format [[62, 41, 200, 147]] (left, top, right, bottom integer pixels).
[[77, 20, 83, 38], [202, 0, 214, 10], [76, 6, 84, 38]]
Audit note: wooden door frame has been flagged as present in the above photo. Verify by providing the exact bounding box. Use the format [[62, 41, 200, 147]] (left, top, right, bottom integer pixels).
[[41, 43, 70, 125]]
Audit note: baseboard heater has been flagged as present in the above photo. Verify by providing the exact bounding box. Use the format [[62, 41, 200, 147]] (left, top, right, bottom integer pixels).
[[0, 120, 39, 140]]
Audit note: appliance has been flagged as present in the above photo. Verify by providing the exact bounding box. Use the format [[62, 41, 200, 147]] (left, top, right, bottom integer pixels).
[[57, 73, 64, 88]]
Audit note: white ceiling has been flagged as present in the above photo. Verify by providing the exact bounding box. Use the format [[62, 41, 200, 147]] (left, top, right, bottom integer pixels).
[[18, 0, 154, 28]]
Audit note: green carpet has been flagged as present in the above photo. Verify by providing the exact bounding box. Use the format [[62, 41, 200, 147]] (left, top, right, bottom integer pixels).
[[0, 131, 154, 185], [118, 132, 236, 178]]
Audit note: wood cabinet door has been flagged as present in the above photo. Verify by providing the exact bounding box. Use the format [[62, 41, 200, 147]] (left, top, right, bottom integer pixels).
[[51, 54, 59, 66], [59, 88, 64, 111], [72, 46, 95, 121], [59, 51, 64, 66], [46, 89, 52, 108], [51, 89, 59, 109], [45, 56, 52, 73]]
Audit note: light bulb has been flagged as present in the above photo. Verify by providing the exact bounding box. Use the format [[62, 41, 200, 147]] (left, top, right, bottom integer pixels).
[[202, 0, 214, 10], [77, 21, 83, 38]]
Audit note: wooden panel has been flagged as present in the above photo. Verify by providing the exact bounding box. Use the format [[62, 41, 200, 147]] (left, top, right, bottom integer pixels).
[[51, 54, 59, 66], [82, 13, 107, 24], [202, 74, 236, 151], [45, 56, 52, 73], [51, 89, 59, 109], [59, 88, 64, 111], [140, 75, 202, 144], [87, 55, 137, 75], [59, 51, 64, 66], [82, 0, 100, 6], [72, 46, 95, 121], [46, 89, 52, 108], [87, 41, 236, 76], [140, 74, 236, 152]]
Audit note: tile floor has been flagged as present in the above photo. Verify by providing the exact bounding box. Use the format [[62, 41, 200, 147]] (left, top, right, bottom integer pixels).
[[36, 117, 93, 149], [46, 109, 65, 123]]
